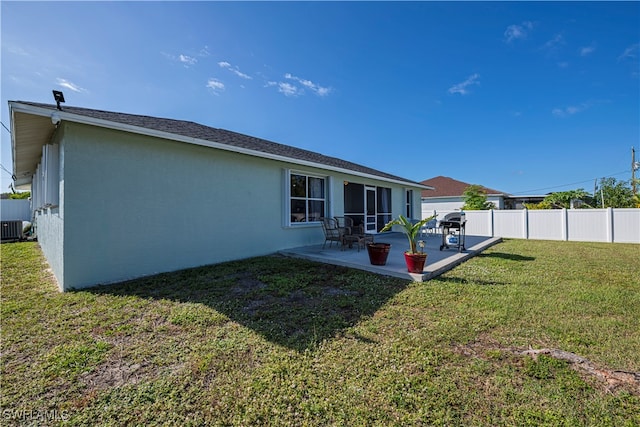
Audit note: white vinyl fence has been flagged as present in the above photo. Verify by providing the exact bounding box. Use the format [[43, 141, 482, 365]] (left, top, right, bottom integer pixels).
[[1, 199, 31, 222], [422, 208, 640, 244]]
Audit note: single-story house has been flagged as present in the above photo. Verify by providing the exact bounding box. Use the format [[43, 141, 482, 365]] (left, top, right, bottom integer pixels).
[[420, 176, 507, 212], [419, 176, 545, 213], [10, 100, 430, 291]]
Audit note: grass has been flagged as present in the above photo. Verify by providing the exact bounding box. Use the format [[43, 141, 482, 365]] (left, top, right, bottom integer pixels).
[[1, 239, 639, 426]]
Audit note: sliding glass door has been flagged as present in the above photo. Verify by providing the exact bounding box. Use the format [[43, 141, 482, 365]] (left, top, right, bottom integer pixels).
[[344, 183, 392, 233]]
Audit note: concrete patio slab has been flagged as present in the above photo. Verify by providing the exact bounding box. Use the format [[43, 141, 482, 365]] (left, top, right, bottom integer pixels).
[[279, 232, 503, 282]]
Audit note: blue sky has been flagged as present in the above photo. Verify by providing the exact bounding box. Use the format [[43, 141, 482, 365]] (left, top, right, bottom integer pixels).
[[2, 1, 639, 196]]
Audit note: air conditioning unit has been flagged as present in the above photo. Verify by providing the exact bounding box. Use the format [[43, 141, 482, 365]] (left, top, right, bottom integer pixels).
[[1, 221, 23, 241]]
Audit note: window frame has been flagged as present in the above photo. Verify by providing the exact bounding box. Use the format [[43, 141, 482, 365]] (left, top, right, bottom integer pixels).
[[405, 189, 413, 219], [284, 169, 329, 227]]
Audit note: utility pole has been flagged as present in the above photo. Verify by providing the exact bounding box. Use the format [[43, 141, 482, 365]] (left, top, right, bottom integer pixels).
[[633, 147, 638, 196]]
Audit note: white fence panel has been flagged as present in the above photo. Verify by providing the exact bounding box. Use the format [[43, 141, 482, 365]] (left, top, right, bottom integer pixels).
[[423, 208, 639, 244], [567, 209, 610, 242], [493, 210, 525, 239], [464, 210, 492, 236], [612, 209, 640, 244], [528, 209, 565, 241], [1, 199, 31, 221]]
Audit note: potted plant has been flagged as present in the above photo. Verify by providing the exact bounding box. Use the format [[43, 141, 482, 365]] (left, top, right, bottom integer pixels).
[[366, 242, 391, 265], [380, 214, 437, 273]]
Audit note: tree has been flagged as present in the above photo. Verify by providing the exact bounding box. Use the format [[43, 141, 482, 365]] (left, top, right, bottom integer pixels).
[[526, 179, 636, 209], [462, 185, 496, 210], [10, 191, 31, 200], [632, 178, 640, 208], [594, 177, 635, 208], [535, 189, 593, 209], [1, 191, 30, 200]]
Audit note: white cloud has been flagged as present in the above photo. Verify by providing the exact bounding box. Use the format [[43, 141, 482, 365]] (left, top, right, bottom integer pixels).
[[264, 74, 331, 97], [504, 21, 534, 43], [206, 78, 225, 95], [579, 44, 596, 57], [284, 73, 331, 97], [448, 73, 480, 95], [618, 43, 639, 61], [542, 33, 565, 51], [162, 52, 195, 67], [179, 54, 197, 66], [56, 78, 86, 93], [278, 82, 300, 97], [552, 102, 590, 118], [218, 61, 252, 80]]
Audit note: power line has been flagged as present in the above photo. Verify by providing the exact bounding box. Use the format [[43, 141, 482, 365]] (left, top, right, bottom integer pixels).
[[511, 170, 631, 195], [1, 121, 10, 134], [0, 163, 17, 182]]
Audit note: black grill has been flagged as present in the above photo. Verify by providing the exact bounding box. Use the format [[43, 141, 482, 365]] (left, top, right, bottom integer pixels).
[[439, 212, 466, 252]]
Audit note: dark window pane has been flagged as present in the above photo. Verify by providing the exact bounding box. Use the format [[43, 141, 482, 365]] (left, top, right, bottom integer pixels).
[[308, 200, 324, 222], [344, 183, 364, 213], [377, 187, 391, 213], [377, 214, 392, 232], [367, 189, 376, 215], [308, 177, 324, 198], [291, 199, 306, 222], [291, 174, 306, 198]]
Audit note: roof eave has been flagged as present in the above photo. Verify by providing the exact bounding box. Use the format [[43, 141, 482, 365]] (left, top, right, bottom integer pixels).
[[9, 101, 428, 189]]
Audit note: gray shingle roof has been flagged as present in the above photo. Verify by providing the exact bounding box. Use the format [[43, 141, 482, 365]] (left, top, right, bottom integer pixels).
[[19, 101, 423, 186]]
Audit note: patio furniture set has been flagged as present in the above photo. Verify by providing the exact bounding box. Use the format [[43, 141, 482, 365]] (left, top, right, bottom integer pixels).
[[320, 217, 374, 252]]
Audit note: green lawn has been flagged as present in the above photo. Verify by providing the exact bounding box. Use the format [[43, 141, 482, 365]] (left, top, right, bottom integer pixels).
[[1, 239, 639, 426]]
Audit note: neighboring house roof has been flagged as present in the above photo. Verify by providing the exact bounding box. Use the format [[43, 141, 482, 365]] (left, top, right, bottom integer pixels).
[[10, 101, 431, 189], [420, 176, 508, 198]]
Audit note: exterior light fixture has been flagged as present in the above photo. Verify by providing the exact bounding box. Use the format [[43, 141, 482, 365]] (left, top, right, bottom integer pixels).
[[52, 90, 65, 110]]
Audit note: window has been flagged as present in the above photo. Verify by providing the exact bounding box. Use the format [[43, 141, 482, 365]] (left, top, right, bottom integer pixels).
[[376, 187, 392, 230], [405, 189, 413, 218], [288, 172, 326, 224], [32, 144, 59, 209]]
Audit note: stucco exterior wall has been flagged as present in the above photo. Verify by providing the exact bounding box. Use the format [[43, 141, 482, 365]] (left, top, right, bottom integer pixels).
[[34, 207, 64, 290], [52, 123, 418, 290]]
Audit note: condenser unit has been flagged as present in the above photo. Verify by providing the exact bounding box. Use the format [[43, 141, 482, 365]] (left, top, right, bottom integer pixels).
[[1, 221, 23, 241]]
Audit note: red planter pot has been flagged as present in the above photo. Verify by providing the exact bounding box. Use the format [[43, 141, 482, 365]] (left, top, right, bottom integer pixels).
[[404, 252, 427, 273], [367, 243, 391, 265]]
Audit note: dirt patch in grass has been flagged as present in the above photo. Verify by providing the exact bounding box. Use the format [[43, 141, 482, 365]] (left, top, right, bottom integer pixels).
[[79, 358, 147, 390], [453, 333, 640, 396]]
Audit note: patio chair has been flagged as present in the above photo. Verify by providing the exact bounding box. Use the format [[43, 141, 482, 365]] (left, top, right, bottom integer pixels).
[[334, 216, 354, 233], [420, 218, 438, 239], [321, 217, 347, 249], [342, 223, 375, 252]]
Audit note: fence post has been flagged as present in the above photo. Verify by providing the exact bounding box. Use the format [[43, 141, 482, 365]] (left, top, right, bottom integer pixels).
[[561, 208, 568, 241], [489, 209, 494, 237], [523, 208, 529, 239], [607, 207, 613, 243]]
